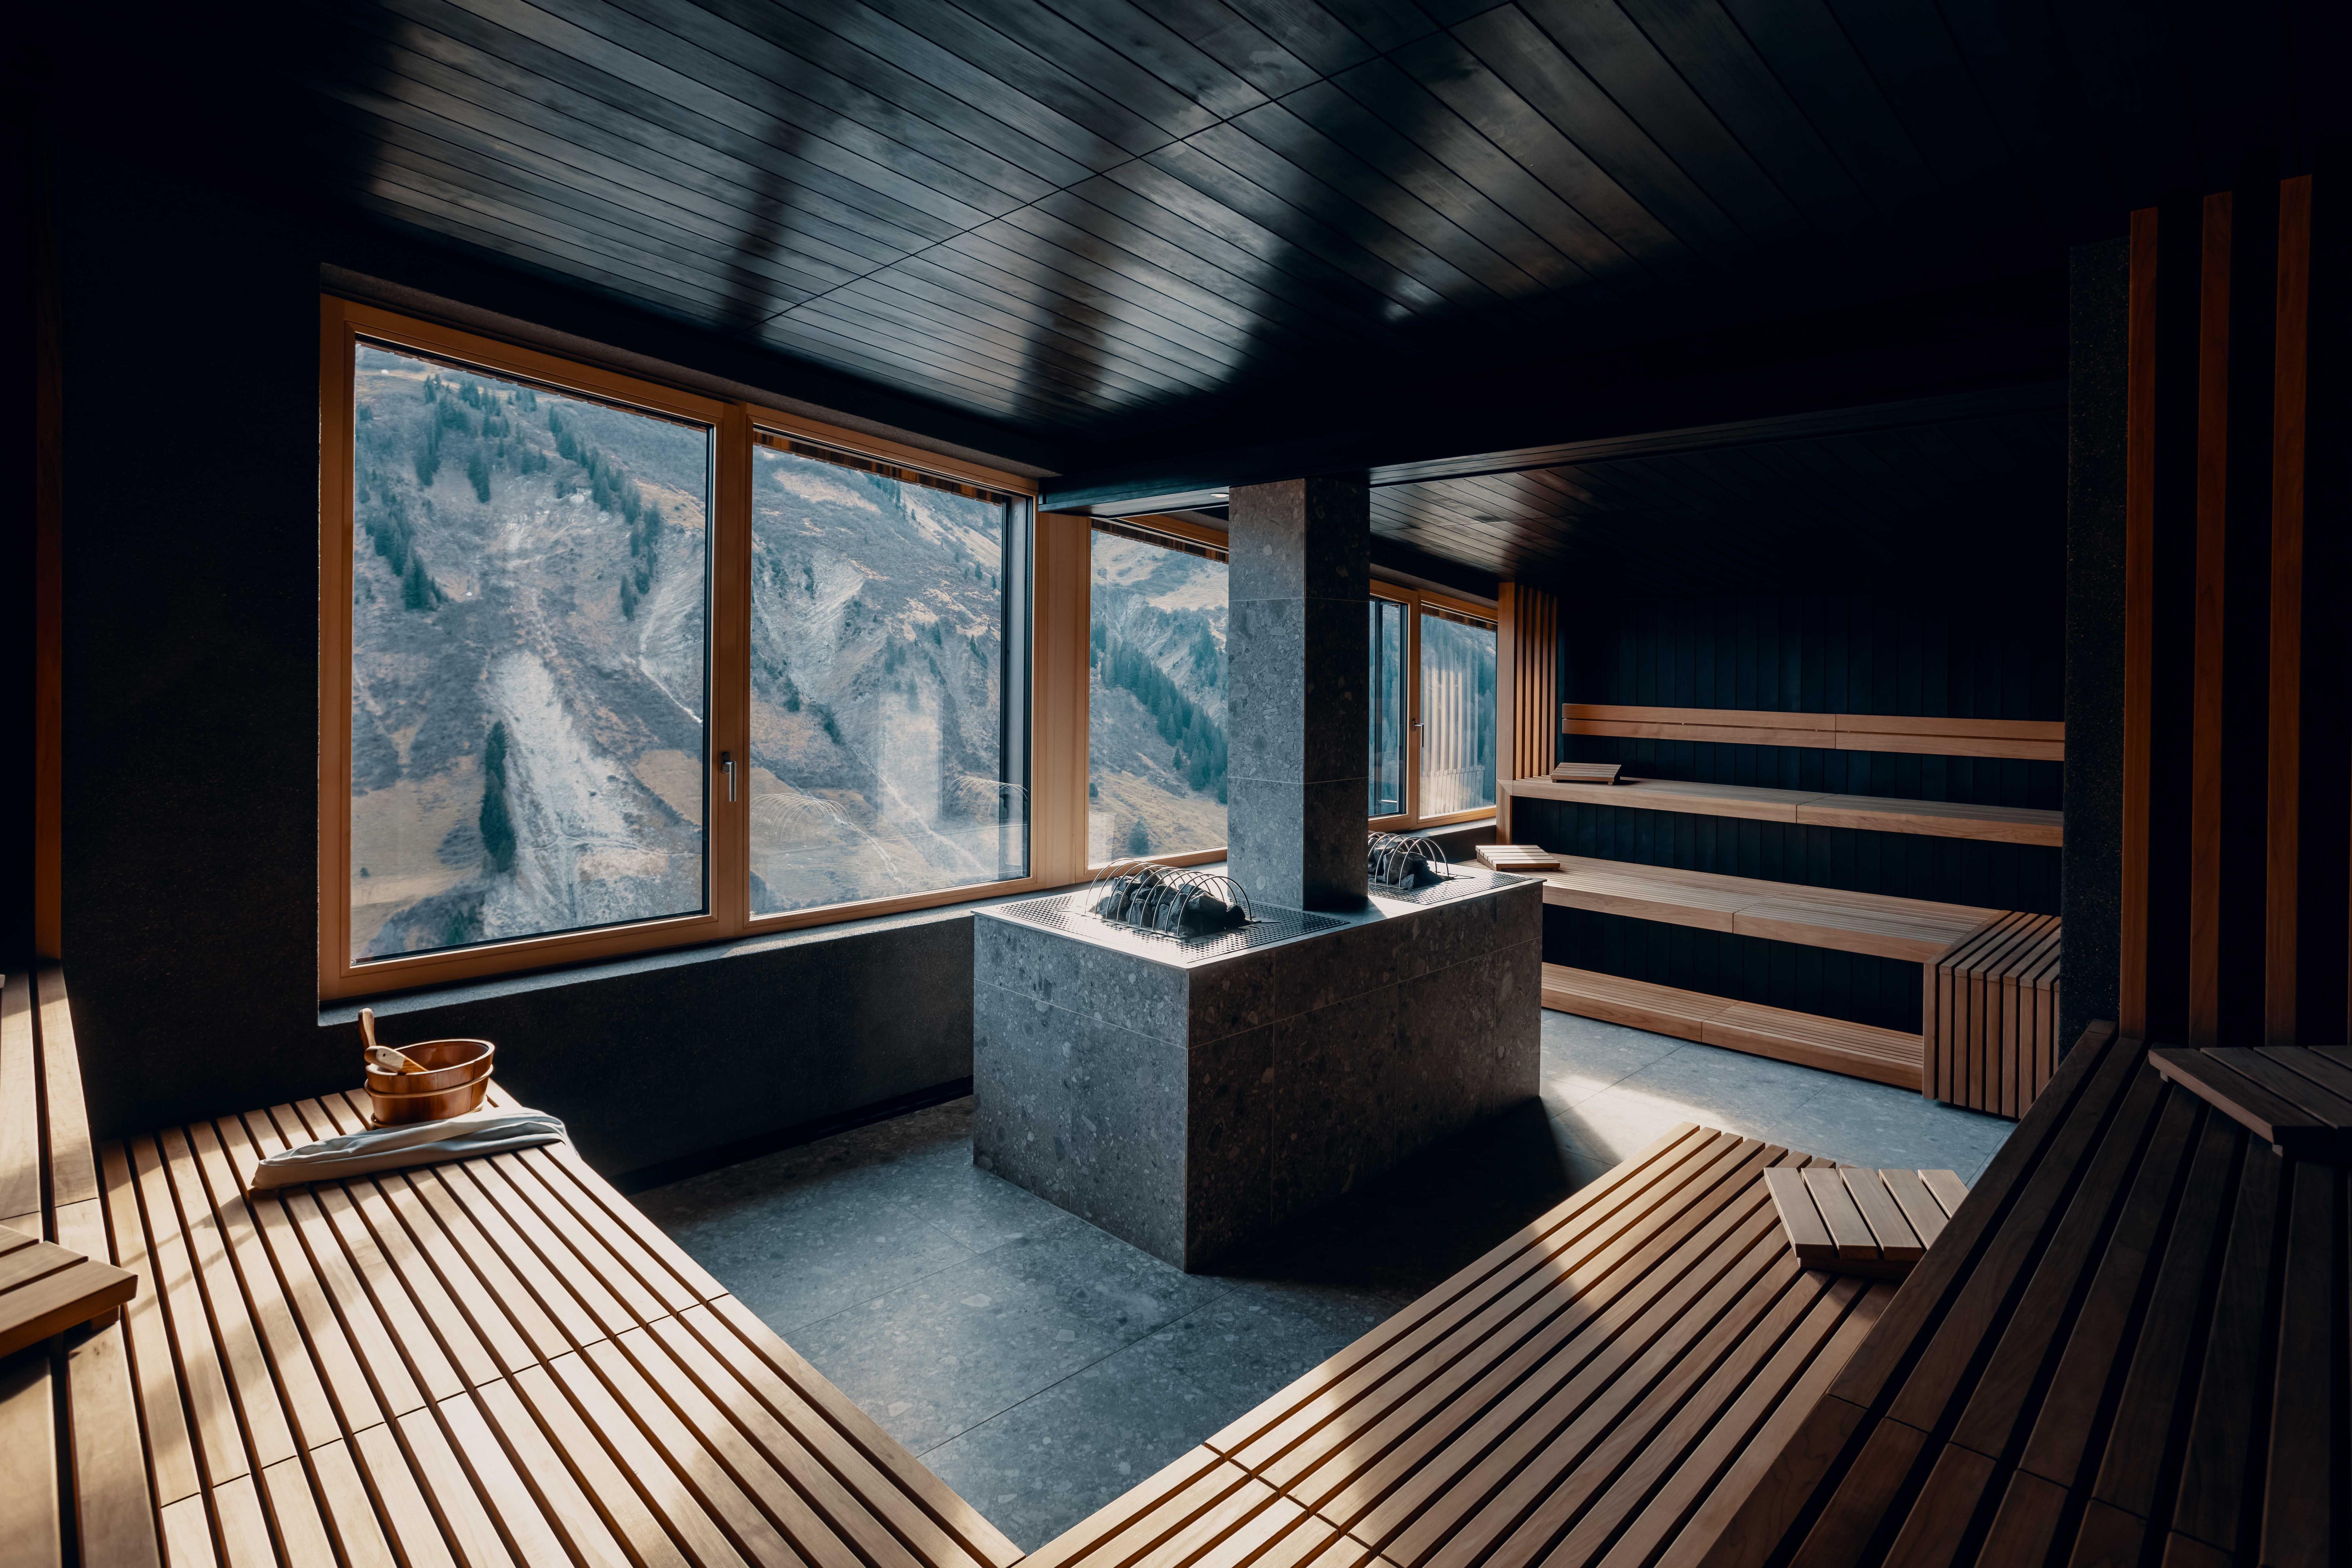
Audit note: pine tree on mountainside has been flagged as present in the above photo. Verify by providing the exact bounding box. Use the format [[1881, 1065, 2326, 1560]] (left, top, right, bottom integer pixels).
[[478, 722, 517, 874], [467, 447, 492, 503], [1126, 818, 1151, 856]]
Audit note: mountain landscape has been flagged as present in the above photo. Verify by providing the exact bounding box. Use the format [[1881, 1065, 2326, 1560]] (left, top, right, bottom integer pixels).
[[348, 345, 1019, 963], [1087, 532, 1227, 861]]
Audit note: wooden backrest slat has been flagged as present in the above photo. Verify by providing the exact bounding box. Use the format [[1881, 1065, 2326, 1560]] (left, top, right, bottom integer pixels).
[[1946, 1086, 2200, 1465], [1826, 1021, 2132, 1415]]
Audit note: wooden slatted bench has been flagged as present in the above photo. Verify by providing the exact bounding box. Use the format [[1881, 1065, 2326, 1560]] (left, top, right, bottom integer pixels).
[[6, 967, 1022, 1568], [1559, 705, 2065, 763], [1531, 857, 2002, 964], [1023, 1122, 1900, 1568], [1530, 859, 2030, 1090], [1541, 965, 1922, 1089], [1505, 776, 2063, 847], [1697, 1020, 2349, 1567]]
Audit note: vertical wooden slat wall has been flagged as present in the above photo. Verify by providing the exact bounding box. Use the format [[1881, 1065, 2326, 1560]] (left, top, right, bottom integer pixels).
[[1495, 583, 1559, 843], [2120, 172, 2352, 1046]]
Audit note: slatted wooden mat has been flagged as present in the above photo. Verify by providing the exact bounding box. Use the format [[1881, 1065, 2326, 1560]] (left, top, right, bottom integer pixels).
[[1927, 911, 2062, 1117], [1761, 1169, 1965, 1282], [2149, 1043, 2352, 1159], [1698, 1023, 2349, 1568], [1027, 1123, 1897, 1568]]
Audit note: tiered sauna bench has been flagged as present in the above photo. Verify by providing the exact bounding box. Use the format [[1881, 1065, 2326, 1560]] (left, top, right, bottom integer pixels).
[[1517, 703, 2064, 1104]]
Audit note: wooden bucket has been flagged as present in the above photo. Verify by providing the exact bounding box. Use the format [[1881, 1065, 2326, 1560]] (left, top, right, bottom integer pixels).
[[364, 1039, 494, 1125]]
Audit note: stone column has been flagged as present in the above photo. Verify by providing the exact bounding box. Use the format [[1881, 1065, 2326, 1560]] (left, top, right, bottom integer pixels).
[[1226, 476, 1368, 911]]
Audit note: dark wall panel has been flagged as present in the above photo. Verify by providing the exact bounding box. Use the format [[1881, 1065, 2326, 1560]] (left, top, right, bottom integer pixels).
[[1543, 907, 1922, 1036]]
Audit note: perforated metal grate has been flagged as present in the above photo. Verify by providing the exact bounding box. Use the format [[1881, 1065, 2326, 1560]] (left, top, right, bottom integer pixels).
[[1368, 865, 1524, 907], [994, 893, 1345, 960]]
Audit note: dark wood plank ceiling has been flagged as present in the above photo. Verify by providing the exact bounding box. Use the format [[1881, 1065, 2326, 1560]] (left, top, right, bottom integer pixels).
[[1367, 384, 2066, 592], [62, 0, 2343, 459]]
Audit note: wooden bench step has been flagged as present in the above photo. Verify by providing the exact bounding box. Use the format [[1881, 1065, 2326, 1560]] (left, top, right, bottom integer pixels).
[[1027, 1124, 1898, 1568], [1762, 1167, 1967, 1281], [1529, 854, 2003, 963], [1542, 964, 1924, 1089], [1559, 703, 2065, 762], [1505, 775, 2063, 846], [2148, 1044, 2352, 1158]]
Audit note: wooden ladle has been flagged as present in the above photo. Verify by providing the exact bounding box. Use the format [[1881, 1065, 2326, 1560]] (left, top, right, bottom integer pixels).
[[358, 1008, 427, 1075]]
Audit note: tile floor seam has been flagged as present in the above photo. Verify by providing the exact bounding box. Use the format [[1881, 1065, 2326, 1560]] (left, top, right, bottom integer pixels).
[[904, 1289, 1238, 1459]]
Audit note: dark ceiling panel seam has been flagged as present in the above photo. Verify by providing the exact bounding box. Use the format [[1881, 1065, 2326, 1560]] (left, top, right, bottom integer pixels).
[[602, 0, 1104, 192], [756, 310, 1105, 424], [1450, 6, 1753, 260], [1271, 78, 1590, 290], [348, 22, 918, 273], [781, 291, 1169, 409], [323, 82, 862, 297], [1326, 55, 1645, 292], [450, 0, 1006, 227], [700, 0, 1136, 176], [1035, 0, 1313, 109], [525, 0, 1054, 209], [375, 0, 968, 248], [987, 201, 1362, 356], [1512, 0, 1813, 247], [1389, 31, 1704, 288], [356, 140, 822, 311], [350, 183, 742, 324], [813, 269, 1202, 396], [833, 268, 1222, 400], [1219, 99, 1552, 298], [841, 260, 1236, 394], [942, 224, 1269, 359], [1151, 128, 1496, 308]]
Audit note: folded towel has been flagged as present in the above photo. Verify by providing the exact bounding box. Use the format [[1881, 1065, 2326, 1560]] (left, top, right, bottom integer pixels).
[[250, 1106, 566, 1190]]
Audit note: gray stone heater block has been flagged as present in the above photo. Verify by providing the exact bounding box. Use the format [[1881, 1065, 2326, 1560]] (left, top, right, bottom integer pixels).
[[972, 875, 1541, 1270]]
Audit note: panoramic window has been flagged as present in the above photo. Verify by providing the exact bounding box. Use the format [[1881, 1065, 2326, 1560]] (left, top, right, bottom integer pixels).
[[323, 300, 1039, 997], [1419, 607, 1498, 817], [1087, 523, 1227, 863], [347, 342, 711, 964], [748, 434, 1025, 912], [1369, 597, 1408, 818]]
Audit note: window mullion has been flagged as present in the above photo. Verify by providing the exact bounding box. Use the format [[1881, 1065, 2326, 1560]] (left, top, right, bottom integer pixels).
[[710, 403, 755, 937]]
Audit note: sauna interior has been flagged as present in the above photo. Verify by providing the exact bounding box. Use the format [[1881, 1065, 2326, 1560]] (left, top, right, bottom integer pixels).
[[9, 4, 2351, 1565]]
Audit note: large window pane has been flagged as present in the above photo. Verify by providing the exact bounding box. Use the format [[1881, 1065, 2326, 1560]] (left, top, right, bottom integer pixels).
[[1419, 609, 1498, 816], [748, 436, 1025, 913], [1369, 597, 1408, 816], [350, 344, 710, 961], [1088, 526, 1227, 861]]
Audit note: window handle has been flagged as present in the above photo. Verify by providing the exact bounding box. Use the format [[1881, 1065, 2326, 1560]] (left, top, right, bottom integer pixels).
[[721, 752, 738, 803]]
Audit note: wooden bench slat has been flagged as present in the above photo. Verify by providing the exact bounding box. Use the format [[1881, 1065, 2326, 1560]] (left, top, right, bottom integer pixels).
[[354, 1418, 466, 1568], [2076, 1109, 2238, 1521], [1289, 1142, 1796, 1519], [508, 1362, 700, 1568], [1876, 1169, 1949, 1250], [1837, 1170, 1922, 1261], [100, 1142, 202, 1510], [64, 1311, 162, 1568], [127, 1135, 252, 1491], [1238, 1131, 1764, 1486], [422, 1162, 612, 1353], [1531, 857, 2002, 963], [1763, 1169, 1834, 1265], [1503, 776, 2064, 846], [1, 1338, 64, 1568], [2260, 1163, 2339, 1567], [468, 1375, 647, 1568], [1, 975, 42, 1227], [307, 1438, 402, 1568], [272, 1181, 434, 1422], [254, 1453, 337, 1568], [1798, 1170, 1878, 1262], [1541, 967, 1922, 1088], [430, 1388, 579, 1568], [393, 1167, 576, 1367], [1947, 1087, 2199, 1466], [37, 969, 100, 1210]]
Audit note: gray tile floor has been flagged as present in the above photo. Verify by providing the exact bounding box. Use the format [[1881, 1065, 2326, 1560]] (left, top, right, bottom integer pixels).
[[635, 1011, 2014, 1551]]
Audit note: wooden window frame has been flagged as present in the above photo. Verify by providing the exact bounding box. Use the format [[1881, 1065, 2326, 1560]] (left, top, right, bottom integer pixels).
[[320, 298, 1061, 1001], [1372, 584, 1502, 832]]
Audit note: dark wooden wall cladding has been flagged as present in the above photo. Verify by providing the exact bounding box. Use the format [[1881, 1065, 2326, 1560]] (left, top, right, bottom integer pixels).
[[2115, 174, 2352, 1050], [1562, 594, 2065, 811]]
